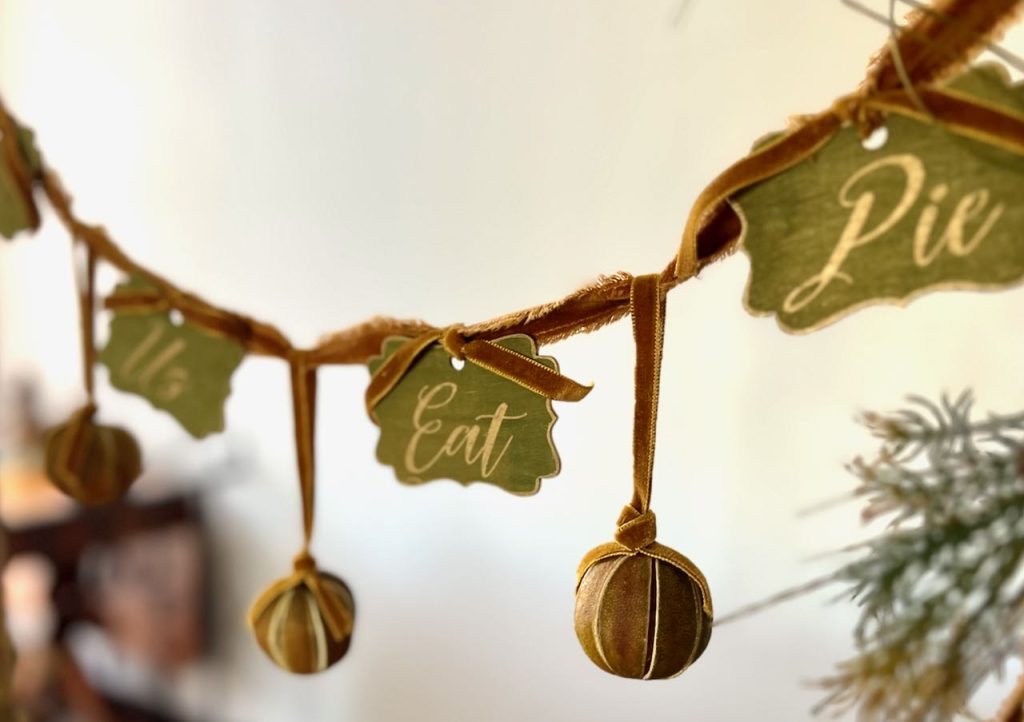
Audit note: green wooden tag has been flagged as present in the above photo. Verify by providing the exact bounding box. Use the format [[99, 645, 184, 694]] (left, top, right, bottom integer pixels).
[[734, 63, 1024, 333], [0, 125, 40, 240], [367, 335, 562, 495], [99, 278, 246, 438]]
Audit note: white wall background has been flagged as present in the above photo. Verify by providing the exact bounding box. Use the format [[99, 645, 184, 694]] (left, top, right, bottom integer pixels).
[[2, 1, 1024, 720]]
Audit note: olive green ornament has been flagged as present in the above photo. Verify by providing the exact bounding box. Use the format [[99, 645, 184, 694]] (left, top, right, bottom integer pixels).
[[44, 403, 143, 505], [575, 510, 713, 679], [248, 552, 355, 675], [574, 275, 713, 679]]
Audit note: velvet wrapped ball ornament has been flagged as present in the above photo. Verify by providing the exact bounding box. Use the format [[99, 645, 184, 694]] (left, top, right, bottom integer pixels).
[[248, 551, 355, 675], [573, 275, 714, 679], [44, 403, 142, 505], [575, 506, 712, 679]]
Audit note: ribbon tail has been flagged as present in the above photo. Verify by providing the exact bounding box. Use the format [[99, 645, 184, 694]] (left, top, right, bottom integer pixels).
[[364, 330, 441, 417], [463, 339, 591, 402], [675, 113, 842, 280]]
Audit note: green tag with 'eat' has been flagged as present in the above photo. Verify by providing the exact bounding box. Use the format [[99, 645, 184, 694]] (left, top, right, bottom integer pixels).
[[734, 63, 1024, 333], [367, 335, 562, 495], [99, 278, 246, 438]]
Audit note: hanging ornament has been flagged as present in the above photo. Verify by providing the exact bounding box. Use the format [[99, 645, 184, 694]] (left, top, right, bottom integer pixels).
[[366, 328, 590, 494], [249, 550, 355, 675], [45, 402, 141, 505], [574, 274, 713, 680], [248, 352, 355, 674], [44, 243, 143, 504]]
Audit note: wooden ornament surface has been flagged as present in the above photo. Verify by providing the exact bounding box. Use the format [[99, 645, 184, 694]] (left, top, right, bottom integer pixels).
[[735, 63, 1024, 333], [250, 572, 355, 675], [99, 277, 246, 439], [367, 334, 562, 494], [44, 415, 142, 505], [575, 545, 712, 680]]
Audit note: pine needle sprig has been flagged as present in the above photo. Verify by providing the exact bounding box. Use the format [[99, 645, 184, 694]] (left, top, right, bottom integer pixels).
[[822, 392, 1024, 722]]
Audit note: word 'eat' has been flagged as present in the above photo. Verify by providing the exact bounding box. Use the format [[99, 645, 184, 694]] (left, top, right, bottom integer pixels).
[[404, 382, 527, 479]]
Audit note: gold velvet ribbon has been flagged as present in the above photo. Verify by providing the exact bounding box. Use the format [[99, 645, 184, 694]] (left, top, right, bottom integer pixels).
[[574, 274, 712, 615], [247, 351, 351, 642], [364, 325, 592, 418], [52, 240, 102, 476], [77, 242, 97, 403], [613, 274, 665, 552], [51, 402, 98, 483], [103, 285, 288, 356], [1, 3, 1022, 374]]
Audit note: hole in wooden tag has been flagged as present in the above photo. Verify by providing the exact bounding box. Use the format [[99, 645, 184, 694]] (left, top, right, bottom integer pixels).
[[168, 309, 185, 326], [450, 356, 465, 370], [861, 126, 889, 151]]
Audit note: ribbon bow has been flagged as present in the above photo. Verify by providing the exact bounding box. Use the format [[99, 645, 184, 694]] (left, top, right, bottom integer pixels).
[[365, 325, 591, 417]]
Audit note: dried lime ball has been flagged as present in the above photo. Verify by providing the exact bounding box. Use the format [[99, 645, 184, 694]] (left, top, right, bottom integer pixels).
[[249, 552, 355, 675], [574, 508, 712, 679], [44, 404, 142, 505]]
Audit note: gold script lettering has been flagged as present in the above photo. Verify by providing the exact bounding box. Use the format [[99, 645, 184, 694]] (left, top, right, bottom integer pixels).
[[783, 154, 924, 313], [783, 154, 1003, 314], [119, 321, 189, 401], [404, 382, 528, 479], [913, 185, 1004, 266]]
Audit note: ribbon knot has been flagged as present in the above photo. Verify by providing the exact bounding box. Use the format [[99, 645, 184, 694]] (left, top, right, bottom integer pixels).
[[440, 325, 467, 360], [293, 549, 317, 572], [830, 90, 884, 139], [365, 326, 591, 417], [614, 505, 657, 551]]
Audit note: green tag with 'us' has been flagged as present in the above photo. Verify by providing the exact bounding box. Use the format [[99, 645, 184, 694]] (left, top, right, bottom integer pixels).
[[99, 278, 246, 438], [734, 63, 1024, 333], [368, 335, 562, 495]]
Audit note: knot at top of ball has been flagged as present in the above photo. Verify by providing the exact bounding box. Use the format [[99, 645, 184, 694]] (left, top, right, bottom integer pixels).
[[574, 540, 713, 680], [614, 505, 657, 550]]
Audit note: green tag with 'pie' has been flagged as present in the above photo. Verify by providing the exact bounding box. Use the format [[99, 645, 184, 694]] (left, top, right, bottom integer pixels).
[[734, 63, 1024, 333], [368, 335, 562, 495]]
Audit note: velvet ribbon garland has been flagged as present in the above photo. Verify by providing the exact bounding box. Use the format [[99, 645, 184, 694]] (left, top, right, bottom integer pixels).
[[364, 325, 592, 419], [3, 2, 1024, 373]]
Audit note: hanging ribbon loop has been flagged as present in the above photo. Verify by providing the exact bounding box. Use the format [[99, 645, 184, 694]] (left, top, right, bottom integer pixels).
[[288, 349, 318, 548], [613, 273, 667, 549], [365, 325, 592, 418]]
